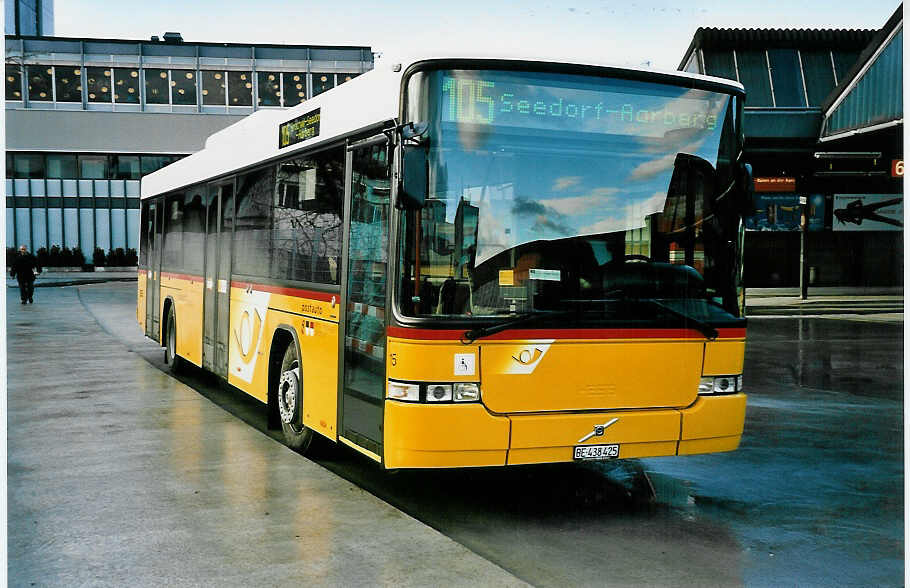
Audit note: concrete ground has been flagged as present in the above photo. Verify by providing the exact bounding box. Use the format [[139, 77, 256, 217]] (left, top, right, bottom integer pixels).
[[745, 287, 903, 322], [6, 285, 526, 587], [6, 278, 904, 586]]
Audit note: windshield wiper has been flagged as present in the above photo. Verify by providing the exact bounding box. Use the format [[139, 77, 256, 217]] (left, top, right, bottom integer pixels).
[[462, 309, 575, 344]]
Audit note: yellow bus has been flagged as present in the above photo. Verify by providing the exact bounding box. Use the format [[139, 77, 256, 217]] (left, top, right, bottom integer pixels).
[[138, 55, 752, 468]]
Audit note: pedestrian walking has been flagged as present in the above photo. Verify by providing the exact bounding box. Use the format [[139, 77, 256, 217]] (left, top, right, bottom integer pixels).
[[10, 245, 41, 304]]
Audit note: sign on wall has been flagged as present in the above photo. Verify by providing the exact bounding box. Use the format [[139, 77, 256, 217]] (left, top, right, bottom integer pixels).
[[833, 195, 903, 231], [744, 193, 825, 231], [754, 177, 796, 193]]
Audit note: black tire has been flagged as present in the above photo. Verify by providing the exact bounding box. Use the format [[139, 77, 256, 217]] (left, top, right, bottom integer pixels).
[[165, 305, 184, 374], [276, 343, 315, 453]]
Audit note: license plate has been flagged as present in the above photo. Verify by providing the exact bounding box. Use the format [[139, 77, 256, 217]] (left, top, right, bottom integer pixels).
[[574, 444, 620, 460]]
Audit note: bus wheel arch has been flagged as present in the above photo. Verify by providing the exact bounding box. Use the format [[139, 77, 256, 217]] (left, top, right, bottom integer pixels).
[[268, 327, 315, 453]]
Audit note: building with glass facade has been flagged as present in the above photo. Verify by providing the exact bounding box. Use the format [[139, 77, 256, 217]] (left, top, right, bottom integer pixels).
[[679, 6, 903, 287], [5, 33, 373, 259], [5, 0, 54, 36]]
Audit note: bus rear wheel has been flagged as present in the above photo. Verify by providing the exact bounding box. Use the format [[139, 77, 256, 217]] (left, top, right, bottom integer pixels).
[[276, 343, 315, 453], [165, 305, 184, 374]]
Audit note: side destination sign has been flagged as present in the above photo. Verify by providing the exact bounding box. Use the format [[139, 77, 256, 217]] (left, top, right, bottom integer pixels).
[[279, 108, 320, 148]]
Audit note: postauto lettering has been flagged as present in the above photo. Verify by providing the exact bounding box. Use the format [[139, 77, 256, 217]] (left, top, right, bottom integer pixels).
[[441, 76, 718, 137]]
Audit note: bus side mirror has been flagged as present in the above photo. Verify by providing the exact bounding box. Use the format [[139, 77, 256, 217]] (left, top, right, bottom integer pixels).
[[398, 143, 428, 209], [739, 163, 756, 219]]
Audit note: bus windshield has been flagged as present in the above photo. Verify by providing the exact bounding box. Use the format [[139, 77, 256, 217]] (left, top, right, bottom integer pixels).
[[398, 68, 745, 326]]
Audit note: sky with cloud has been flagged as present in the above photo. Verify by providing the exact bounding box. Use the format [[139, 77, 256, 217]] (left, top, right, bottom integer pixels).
[[56, 1, 898, 72]]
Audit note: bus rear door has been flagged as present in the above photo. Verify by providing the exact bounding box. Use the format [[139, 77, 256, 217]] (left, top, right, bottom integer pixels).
[[145, 201, 162, 341], [203, 181, 234, 378]]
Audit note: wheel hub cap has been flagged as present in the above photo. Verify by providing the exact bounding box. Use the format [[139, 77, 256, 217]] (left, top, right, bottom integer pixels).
[[278, 369, 299, 425]]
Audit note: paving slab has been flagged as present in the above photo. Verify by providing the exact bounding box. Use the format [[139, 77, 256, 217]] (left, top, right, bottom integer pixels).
[[6, 286, 526, 587]]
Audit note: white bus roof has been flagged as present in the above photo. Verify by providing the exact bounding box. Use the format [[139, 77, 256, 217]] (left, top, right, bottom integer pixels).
[[141, 54, 744, 200]]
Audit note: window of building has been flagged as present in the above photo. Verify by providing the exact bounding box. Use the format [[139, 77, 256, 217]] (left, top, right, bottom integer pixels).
[[27, 65, 52, 101], [17, 1, 38, 36], [113, 68, 140, 104], [14, 153, 45, 178], [273, 147, 344, 283], [257, 71, 280, 106], [338, 73, 358, 84], [79, 155, 109, 179], [6, 65, 22, 100], [801, 50, 836, 107], [767, 49, 806, 107], [202, 70, 226, 105], [682, 53, 701, 74], [703, 51, 737, 82], [171, 69, 197, 106], [233, 166, 274, 277], [46, 154, 78, 179], [111, 155, 141, 180], [282, 72, 307, 107], [312, 73, 334, 96], [735, 50, 773, 107], [145, 68, 169, 104], [54, 66, 82, 102], [141, 155, 180, 176], [86, 67, 112, 103], [227, 71, 253, 106], [832, 50, 861, 84]]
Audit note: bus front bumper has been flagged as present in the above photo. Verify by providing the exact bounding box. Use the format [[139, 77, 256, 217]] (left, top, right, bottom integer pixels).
[[382, 393, 746, 469]]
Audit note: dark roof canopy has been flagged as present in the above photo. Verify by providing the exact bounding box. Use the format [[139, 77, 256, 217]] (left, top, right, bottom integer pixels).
[[679, 27, 876, 68], [821, 5, 904, 113]]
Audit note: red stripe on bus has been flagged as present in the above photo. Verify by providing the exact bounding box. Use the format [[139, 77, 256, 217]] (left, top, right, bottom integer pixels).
[[386, 326, 746, 340], [229, 281, 338, 302], [161, 271, 203, 282]]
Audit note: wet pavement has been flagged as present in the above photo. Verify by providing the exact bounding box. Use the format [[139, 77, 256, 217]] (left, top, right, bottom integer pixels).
[[7, 282, 905, 586], [6, 285, 526, 587]]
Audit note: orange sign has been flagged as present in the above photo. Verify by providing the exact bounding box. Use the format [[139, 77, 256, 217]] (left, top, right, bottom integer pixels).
[[891, 159, 904, 178], [754, 177, 796, 193]]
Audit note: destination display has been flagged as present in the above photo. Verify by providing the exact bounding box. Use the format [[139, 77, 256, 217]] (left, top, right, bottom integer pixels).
[[440, 74, 725, 138], [279, 108, 320, 148]]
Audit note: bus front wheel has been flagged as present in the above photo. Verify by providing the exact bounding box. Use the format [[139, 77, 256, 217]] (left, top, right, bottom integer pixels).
[[276, 344, 315, 453]]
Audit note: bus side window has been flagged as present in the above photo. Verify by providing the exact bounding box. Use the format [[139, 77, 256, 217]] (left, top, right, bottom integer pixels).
[[272, 146, 345, 284]]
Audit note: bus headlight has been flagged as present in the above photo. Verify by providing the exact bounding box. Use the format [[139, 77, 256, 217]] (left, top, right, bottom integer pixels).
[[386, 380, 481, 403], [453, 383, 480, 402], [698, 375, 742, 395], [387, 381, 420, 401], [427, 384, 453, 402]]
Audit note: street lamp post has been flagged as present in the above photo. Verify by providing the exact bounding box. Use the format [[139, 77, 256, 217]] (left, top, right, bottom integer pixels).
[[799, 195, 808, 300]]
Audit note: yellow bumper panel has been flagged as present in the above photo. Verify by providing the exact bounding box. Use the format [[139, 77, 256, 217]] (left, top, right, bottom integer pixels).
[[383, 402, 510, 469], [382, 394, 747, 468], [508, 409, 681, 465], [677, 393, 747, 455]]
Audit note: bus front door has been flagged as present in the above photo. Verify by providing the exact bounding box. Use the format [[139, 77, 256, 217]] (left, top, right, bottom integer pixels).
[[203, 182, 234, 378], [340, 142, 390, 457], [145, 201, 162, 341]]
